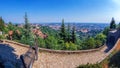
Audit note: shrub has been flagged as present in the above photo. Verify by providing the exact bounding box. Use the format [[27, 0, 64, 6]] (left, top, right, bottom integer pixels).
[[77, 63, 102, 68]]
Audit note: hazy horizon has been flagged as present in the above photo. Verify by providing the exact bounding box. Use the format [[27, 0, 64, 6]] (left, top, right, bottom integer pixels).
[[4, 21, 119, 24]]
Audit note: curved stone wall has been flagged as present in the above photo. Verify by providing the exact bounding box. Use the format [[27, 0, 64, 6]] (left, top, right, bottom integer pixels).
[[3, 39, 106, 54]]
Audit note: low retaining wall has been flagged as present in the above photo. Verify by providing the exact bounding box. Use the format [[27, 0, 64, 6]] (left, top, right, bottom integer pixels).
[[2, 39, 106, 54], [39, 46, 106, 54]]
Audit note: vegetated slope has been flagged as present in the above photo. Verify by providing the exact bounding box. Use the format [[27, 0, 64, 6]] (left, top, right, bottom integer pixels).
[[40, 26, 59, 36], [38, 25, 106, 50]]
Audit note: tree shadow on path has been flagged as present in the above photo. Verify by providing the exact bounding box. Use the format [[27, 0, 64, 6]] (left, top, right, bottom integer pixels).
[[0, 44, 23, 68]]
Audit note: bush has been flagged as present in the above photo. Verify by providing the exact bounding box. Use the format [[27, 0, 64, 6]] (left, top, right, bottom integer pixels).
[[77, 63, 102, 68], [64, 42, 77, 50], [0, 35, 4, 39], [37, 37, 45, 48]]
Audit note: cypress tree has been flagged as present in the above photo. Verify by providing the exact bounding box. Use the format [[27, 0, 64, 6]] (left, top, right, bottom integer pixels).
[[60, 19, 66, 41], [24, 12, 31, 31], [67, 23, 71, 43], [72, 25, 76, 43], [110, 17, 116, 29], [0, 17, 5, 31], [24, 13, 33, 42]]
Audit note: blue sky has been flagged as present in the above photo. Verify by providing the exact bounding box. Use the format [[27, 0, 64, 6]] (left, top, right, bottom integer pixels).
[[0, 0, 120, 23]]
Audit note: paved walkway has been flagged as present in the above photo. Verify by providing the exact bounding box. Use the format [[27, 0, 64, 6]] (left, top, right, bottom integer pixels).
[[1, 39, 120, 68], [2, 41, 110, 68]]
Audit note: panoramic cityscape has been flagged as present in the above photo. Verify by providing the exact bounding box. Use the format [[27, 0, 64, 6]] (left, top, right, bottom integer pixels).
[[0, 0, 120, 68]]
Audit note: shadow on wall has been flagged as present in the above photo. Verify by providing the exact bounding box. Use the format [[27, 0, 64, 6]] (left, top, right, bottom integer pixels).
[[0, 44, 23, 68], [105, 36, 117, 53], [105, 29, 120, 53]]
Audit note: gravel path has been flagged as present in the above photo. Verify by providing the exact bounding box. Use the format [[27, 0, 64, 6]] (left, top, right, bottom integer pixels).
[[2, 41, 109, 68]]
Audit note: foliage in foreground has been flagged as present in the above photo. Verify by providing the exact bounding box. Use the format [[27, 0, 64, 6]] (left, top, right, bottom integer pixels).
[[77, 63, 102, 68]]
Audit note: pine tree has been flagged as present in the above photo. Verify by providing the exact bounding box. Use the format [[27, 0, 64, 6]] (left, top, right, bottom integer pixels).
[[110, 17, 116, 29], [0, 17, 5, 31], [24, 12, 31, 31], [67, 23, 71, 43], [23, 13, 34, 45], [60, 19, 66, 41], [72, 25, 76, 43]]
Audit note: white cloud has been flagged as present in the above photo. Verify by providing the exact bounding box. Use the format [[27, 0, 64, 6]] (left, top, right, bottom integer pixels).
[[112, 0, 120, 6]]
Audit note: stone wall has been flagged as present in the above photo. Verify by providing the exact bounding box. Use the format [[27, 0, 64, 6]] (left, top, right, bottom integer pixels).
[[107, 29, 120, 47], [3, 39, 106, 54]]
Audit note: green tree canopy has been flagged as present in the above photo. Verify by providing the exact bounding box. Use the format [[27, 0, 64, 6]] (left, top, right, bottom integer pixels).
[[67, 23, 71, 43], [95, 33, 106, 42], [72, 25, 76, 43], [24, 12, 31, 31], [103, 27, 110, 36], [0, 17, 5, 31], [7, 22, 15, 31], [84, 37, 95, 49], [59, 19, 67, 41], [110, 17, 116, 29]]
